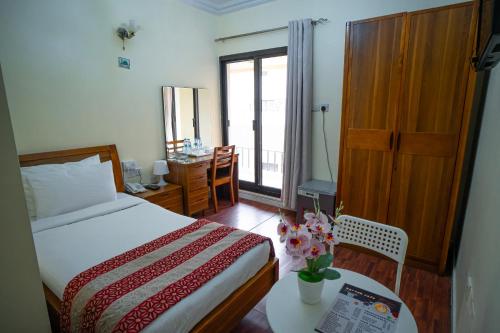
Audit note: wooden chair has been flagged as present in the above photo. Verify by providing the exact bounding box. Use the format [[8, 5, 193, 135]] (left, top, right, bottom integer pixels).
[[209, 145, 236, 213], [336, 215, 408, 295], [166, 139, 184, 157]]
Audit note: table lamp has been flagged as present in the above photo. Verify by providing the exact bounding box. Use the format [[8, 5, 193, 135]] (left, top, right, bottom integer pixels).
[[153, 160, 169, 186]]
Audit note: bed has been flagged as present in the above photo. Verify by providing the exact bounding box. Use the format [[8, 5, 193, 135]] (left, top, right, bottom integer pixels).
[[20, 145, 278, 333]]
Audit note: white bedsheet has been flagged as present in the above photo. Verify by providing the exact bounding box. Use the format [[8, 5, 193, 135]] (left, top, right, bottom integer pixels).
[[32, 194, 270, 333]]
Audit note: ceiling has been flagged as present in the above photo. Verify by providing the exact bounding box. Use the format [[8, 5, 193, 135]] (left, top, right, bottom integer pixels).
[[182, 0, 275, 15]]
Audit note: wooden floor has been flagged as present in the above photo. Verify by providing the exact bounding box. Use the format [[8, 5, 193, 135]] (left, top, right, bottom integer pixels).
[[203, 198, 451, 333]]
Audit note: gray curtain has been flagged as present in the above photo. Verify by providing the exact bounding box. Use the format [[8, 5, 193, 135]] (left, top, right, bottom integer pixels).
[[282, 19, 313, 210]]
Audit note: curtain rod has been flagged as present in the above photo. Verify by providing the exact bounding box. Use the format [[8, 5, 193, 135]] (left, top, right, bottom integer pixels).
[[214, 18, 328, 42]]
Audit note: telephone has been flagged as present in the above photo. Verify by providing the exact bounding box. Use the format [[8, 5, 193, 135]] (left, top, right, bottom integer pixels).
[[125, 182, 147, 194]]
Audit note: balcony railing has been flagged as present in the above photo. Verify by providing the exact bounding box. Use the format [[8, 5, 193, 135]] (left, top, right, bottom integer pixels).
[[236, 146, 284, 189]]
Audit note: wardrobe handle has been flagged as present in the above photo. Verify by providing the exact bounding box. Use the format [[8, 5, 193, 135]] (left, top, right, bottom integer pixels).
[[389, 132, 394, 150], [396, 132, 401, 151]]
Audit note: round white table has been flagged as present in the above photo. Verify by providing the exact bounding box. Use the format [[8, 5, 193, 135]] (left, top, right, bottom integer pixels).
[[266, 270, 417, 333]]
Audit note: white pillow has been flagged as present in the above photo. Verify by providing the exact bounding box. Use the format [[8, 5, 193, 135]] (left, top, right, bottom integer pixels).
[[27, 161, 117, 219], [21, 154, 100, 219]]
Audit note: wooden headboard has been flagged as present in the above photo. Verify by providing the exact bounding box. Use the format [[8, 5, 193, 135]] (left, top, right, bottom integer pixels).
[[18, 144, 124, 192]]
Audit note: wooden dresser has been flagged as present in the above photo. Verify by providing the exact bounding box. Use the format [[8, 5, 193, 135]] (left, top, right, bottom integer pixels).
[[165, 154, 239, 216], [133, 184, 184, 215]]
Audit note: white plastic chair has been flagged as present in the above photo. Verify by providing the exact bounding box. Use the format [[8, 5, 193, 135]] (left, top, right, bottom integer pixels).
[[335, 215, 408, 295]]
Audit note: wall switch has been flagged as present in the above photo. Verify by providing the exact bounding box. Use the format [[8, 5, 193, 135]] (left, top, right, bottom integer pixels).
[[466, 275, 476, 318], [466, 276, 473, 290]]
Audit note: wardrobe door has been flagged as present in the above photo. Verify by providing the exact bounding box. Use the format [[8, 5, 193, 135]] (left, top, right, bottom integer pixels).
[[387, 3, 475, 268], [338, 14, 405, 222]]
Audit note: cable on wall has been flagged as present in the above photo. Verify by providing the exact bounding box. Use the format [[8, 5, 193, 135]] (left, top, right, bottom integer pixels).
[[321, 109, 334, 182]]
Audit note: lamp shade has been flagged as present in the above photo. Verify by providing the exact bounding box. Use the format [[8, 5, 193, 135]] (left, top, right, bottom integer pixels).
[[153, 160, 169, 176]]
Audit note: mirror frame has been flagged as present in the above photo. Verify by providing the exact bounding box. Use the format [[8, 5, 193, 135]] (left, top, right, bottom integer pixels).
[[161, 86, 201, 142]]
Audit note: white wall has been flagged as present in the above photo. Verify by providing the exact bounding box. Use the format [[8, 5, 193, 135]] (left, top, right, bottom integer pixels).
[[0, 66, 51, 332], [0, 0, 221, 182], [0, 0, 467, 183], [454, 66, 500, 333], [215, 0, 460, 180]]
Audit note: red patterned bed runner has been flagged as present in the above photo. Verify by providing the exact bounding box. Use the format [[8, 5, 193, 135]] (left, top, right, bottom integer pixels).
[[60, 219, 273, 333]]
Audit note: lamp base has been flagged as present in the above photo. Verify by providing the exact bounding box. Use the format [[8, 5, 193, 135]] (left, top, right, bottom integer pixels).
[[157, 177, 168, 186]]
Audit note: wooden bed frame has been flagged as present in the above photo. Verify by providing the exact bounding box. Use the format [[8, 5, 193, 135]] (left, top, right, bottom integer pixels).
[[19, 144, 279, 333]]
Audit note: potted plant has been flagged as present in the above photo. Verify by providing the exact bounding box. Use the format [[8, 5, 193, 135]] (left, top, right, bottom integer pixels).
[[278, 200, 343, 304]]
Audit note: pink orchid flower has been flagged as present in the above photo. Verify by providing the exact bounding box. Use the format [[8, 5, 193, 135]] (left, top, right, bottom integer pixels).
[[325, 232, 340, 245], [304, 212, 319, 222], [290, 223, 305, 233], [311, 219, 331, 235], [305, 238, 326, 259], [306, 211, 328, 223], [304, 214, 318, 231], [304, 221, 314, 232], [318, 211, 329, 224], [277, 221, 289, 242], [286, 232, 311, 257]]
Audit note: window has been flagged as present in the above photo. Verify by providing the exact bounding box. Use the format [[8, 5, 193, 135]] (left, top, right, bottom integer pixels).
[[220, 47, 287, 197]]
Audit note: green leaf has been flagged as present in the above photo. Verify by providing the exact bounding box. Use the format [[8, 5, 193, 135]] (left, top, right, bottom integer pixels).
[[323, 268, 341, 280], [315, 253, 333, 269], [298, 270, 323, 283]]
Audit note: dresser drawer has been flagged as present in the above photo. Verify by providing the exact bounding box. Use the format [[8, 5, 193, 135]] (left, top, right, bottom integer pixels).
[[189, 173, 208, 192], [140, 186, 184, 214], [150, 194, 181, 208], [188, 198, 208, 215], [188, 162, 208, 178], [163, 203, 183, 215], [187, 188, 208, 214], [148, 188, 181, 202], [188, 188, 207, 202]]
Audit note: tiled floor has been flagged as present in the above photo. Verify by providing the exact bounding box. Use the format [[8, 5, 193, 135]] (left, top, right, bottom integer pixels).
[[203, 198, 451, 333]]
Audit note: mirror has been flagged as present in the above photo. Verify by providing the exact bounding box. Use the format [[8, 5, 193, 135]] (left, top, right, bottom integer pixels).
[[162, 86, 216, 157], [163, 86, 197, 142]]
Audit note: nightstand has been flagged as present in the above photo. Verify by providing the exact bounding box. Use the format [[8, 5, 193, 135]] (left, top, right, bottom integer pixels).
[[133, 184, 184, 215]]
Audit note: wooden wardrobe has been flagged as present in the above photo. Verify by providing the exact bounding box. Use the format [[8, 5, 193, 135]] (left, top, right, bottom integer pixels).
[[337, 2, 478, 273]]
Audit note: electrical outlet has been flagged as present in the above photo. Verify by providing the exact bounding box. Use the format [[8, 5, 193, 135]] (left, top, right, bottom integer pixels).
[[313, 104, 330, 112], [121, 160, 141, 179], [320, 104, 330, 112], [121, 160, 138, 172]]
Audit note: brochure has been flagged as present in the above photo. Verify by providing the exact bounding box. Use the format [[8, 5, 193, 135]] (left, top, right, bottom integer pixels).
[[315, 283, 401, 333]]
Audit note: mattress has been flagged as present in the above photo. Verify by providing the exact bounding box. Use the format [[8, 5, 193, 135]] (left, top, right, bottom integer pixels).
[[32, 193, 270, 332]]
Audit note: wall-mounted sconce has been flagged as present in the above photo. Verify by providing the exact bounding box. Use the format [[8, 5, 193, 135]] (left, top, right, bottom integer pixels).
[[116, 20, 140, 51]]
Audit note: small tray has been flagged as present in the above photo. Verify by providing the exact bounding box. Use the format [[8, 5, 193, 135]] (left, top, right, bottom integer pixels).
[[187, 149, 212, 157]]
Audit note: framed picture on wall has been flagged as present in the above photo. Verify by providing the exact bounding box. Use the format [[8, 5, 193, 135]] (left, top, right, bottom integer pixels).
[[118, 57, 130, 69]]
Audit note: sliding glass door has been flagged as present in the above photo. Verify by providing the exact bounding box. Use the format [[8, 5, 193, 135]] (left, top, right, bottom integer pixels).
[[220, 47, 287, 197], [226, 60, 255, 183]]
